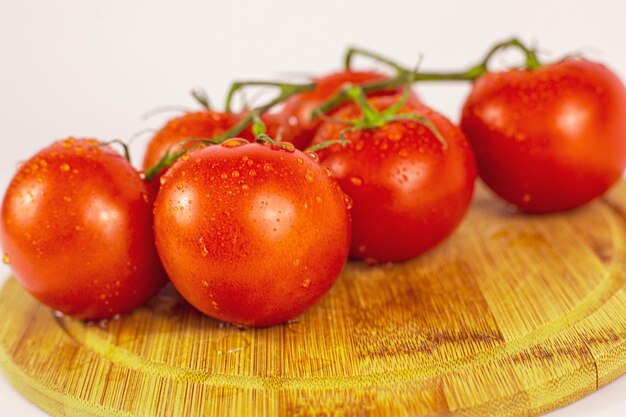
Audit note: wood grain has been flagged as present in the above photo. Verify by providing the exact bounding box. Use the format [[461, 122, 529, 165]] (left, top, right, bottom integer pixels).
[[1, 183, 625, 417]]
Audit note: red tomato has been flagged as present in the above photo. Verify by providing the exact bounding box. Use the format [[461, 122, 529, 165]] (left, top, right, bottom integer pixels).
[[153, 140, 351, 327], [142, 111, 254, 171], [277, 70, 404, 149], [461, 59, 626, 213], [311, 97, 476, 262], [0, 138, 168, 319]]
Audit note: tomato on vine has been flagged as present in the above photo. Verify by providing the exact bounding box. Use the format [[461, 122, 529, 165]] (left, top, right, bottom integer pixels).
[[1, 138, 168, 319], [311, 87, 476, 262], [153, 138, 351, 327], [461, 56, 626, 213]]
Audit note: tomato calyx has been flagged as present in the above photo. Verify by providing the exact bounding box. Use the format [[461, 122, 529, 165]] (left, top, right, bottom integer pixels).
[[312, 38, 543, 120], [143, 81, 315, 182], [190, 88, 211, 110], [315, 80, 447, 150], [96, 139, 132, 163]]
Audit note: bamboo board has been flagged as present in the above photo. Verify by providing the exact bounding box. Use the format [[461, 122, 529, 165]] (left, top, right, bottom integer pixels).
[[1, 183, 625, 417]]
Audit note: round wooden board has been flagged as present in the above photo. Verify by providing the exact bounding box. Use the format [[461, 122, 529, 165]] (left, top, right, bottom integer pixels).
[[1, 183, 626, 417]]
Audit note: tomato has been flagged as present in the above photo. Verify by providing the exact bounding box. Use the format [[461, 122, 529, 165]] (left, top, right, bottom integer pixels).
[[142, 110, 254, 171], [461, 59, 626, 213], [311, 96, 476, 262], [0, 138, 168, 319], [277, 70, 404, 149], [153, 139, 351, 327]]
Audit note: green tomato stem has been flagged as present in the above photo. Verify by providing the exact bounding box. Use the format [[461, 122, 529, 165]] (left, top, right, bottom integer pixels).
[[316, 37, 542, 120]]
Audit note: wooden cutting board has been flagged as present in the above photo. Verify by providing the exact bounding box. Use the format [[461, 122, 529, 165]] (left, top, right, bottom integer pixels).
[[1, 182, 625, 417]]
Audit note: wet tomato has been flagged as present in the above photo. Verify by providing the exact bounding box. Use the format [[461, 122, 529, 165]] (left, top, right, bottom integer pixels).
[[277, 70, 403, 149], [0, 138, 168, 319], [311, 96, 476, 262], [142, 110, 254, 171], [153, 139, 351, 327], [461, 59, 626, 213]]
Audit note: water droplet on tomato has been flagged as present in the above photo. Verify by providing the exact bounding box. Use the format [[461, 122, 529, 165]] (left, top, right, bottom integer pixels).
[[220, 173, 228, 180], [201, 280, 209, 288], [281, 142, 295, 152], [241, 184, 249, 191], [198, 237, 209, 257], [60, 163, 70, 172], [304, 170, 315, 183], [301, 279, 311, 288], [232, 170, 240, 178], [249, 170, 257, 176], [293, 258, 301, 266], [159, 176, 167, 185], [222, 138, 249, 148], [343, 194, 353, 209], [176, 183, 184, 190], [349, 177, 362, 186], [63, 195, 72, 202], [322, 167, 332, 177], [296, 157, 304, 165], [2, 253, 10, 265], [306, 152, 318, 161], [315, 196, 323, 204], [263, 163, 272, 173]]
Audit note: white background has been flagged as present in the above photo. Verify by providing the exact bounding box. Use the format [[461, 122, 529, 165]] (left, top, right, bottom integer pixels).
[[1, 0, 625, 415]]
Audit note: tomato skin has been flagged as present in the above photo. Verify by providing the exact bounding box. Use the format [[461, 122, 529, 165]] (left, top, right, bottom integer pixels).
[[461, 59, 626, 213], [277, 70, 403, 149], [153, 141, 351, 327], [142, 111, 254, 171], [311, 97, 476, 262], [0, 138, 168, 319]]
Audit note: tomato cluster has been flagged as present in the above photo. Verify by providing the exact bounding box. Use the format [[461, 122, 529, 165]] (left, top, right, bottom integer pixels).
[[2, 38, 625, 326]]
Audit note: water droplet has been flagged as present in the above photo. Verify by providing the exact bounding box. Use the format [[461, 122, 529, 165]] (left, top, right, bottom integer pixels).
[[315, 196, 323, 204], [241, 184, 249, 191], [176, 183, 184, 190], [75, 225, 84, 232], [231, 170, 240, 178], [2, 253, 10, 265], [350, 177, 362, 186], [249, 170, 257, 176], [296, 157, 304, 165], [322, 167, 332, 177], [301, 279, 311, 288], [306, 152, 318, 161], [281, 142, 296, 152], [220, 173, 228, 180], [304, 170, 315, 183], [222, 138, 249, 147], [198, 236, 209, 257], [60, 163, 70, 172], [159, 176, 167, 185], [293, 258, 301, 266], [201, 280, 209, 288], [36, 177, 43, 183], [63, 195, 72, 202], [343, 194, 353, 209], [263, 163, 272, 172]]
